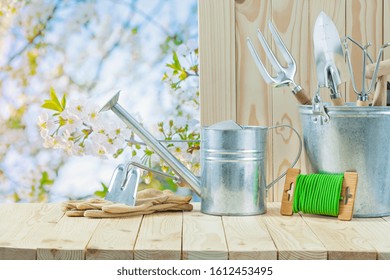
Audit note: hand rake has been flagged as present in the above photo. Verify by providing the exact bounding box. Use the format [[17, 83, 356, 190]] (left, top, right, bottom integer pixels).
[[247, 21, 311, 105]]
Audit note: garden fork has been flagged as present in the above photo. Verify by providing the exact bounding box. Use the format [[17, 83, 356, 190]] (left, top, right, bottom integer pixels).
[[247, 21, 312, 105]]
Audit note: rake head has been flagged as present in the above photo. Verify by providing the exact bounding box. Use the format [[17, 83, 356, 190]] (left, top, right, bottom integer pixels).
[[247, 21, 297, 88]]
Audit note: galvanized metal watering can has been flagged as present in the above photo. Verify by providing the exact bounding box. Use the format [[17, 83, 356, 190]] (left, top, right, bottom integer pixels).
[[101, 92, 302, 215]]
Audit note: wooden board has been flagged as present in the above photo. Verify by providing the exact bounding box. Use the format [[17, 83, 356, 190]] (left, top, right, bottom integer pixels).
[[235, 0, 273, 201], [385, 0, 390, 60], [300, 214, 377, 259], [86, 216, 143, 260], [345, 0, 383, 102], [134, 212, 182, 260], [262, 202, 327, 260], [0, 203, 63, 260], [199, 0, 236, 125], [271, 0, 309, 201], [37, 215, 100, 260], [351, 218, 390, 260], [235, 0, 271, 127], [222, 216, 277, 259], [2, 203, 390, 260], [182, 205, 228, 260]]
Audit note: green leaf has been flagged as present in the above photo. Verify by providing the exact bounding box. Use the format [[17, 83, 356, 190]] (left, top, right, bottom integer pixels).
[[40, 171, 54, 186], [179, 70, 188, 80], [94, 183, 108, 198], [116, 148, 123, 156], [50, 87, 60, 105], [61, 93, 67, 109], [144, 148, 154, 156], [161, 178, 178, 192], [166, 51, 182, 74], [41, 100, 62, 111], [190, 64, 198, 74], [13, 192, 21, 202], [162, 73, 169, 81], [172, 51, 181, 69]]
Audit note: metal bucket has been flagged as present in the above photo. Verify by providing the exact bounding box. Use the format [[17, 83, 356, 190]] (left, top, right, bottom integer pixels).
[[299, 104, 390, 217], [200, 125, 301, 216]]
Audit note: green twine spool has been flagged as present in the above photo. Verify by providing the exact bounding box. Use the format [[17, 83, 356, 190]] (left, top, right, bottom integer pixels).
[[292, 173, 344, 217]]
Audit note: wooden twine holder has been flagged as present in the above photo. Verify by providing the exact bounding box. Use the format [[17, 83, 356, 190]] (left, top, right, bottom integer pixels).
[[280, 168, 358, 221]]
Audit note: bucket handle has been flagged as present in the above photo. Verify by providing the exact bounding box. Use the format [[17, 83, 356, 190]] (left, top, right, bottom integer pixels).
[[266, 124, 302, 189]]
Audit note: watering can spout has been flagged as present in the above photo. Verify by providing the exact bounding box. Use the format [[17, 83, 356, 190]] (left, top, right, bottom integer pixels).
[[100, 92, 202, 197], [100, 91, 120, 112]]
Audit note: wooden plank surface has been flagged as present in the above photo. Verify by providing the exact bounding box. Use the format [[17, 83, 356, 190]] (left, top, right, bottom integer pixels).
[[345, 0, 383, 102], [271, 0, 309, 201], [134, 212, 182, 260], [351, 218, 390, 260], [37, 215, 100, 260], [0, 203, 63, 260], [222, 216, 277, 260], [262, 203, 327, 260], [300, 214, 377, 260], [86, 216, 143, 260], [235, 0, 273, 201], [182, 205, 228, 260], [0, 204, 40, 260], [199, 0, 236, 125], [1, 203, 390, 260]]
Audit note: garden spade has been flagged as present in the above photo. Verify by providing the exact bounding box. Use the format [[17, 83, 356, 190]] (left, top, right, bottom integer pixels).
[[313, 11, 347, 106]]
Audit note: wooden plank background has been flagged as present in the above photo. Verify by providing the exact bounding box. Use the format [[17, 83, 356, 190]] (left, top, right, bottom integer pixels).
[[199, 0, 236, 124], [199, 0, 389, 202]]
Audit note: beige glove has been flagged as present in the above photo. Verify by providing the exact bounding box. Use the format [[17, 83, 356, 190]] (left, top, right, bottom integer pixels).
[[61, 188, 193, 218]]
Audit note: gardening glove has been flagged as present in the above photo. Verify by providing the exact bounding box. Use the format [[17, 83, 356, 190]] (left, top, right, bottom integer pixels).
[[61, 188, 193, 218]]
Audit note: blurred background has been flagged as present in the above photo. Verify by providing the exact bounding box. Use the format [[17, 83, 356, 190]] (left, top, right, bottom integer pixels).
[[0, 0, 199, 202]]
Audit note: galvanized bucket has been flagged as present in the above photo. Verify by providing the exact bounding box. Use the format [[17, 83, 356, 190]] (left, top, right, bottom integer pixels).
[[200, 125, 301, 216], [299, 104, 390, 217]]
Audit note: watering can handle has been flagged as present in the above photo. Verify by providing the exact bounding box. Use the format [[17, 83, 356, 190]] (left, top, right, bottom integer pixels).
[[266, 124, 302, 189]]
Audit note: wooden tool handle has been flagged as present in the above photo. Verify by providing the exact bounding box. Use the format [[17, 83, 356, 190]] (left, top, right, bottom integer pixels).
[[294, 88, 312, 105], [366, 59, 390, 79], [331, 97, 345, 106], [356, 100, 370, 106], [372, 75, 388, 106]]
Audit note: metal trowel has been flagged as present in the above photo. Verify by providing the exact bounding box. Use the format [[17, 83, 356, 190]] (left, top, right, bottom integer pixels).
[[105, 163, 141, 206], [313, 11, 348, 106]]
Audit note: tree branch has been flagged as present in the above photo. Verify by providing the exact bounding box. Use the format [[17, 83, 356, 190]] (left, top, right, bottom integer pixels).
[[5, 2, 59, 66]]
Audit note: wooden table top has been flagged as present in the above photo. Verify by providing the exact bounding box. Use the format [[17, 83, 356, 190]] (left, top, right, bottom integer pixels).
[[0, 202, 389, 260]]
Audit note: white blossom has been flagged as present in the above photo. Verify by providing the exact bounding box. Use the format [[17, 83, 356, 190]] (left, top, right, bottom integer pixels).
[[60, 109, 83, 133]]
